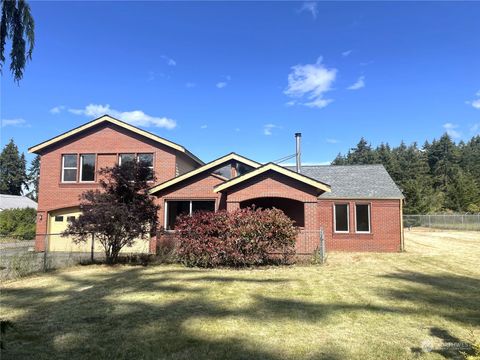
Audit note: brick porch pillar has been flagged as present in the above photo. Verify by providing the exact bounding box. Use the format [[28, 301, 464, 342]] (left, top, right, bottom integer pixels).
[[226, 201, 240, 212]]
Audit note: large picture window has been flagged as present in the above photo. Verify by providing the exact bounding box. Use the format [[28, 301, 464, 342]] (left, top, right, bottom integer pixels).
[[165, 200, 215, 230], [80, 154, 96, 182], [355, 204, 371, 233], [334, 204, 349, 233], [62, 154, 78, 182]]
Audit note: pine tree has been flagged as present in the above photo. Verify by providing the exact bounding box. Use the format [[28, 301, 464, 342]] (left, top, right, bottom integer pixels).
[[26, 155, 40, 201], [0, 139, 27, 195], [347, 137, 377, 164]]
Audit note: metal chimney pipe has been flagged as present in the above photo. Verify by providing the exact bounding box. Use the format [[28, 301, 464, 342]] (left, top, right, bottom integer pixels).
[[295, 133, 302, 173]]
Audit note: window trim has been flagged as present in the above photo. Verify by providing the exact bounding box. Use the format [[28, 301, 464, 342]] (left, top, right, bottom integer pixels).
[[61, 154, 78, 183], [118, 153, 136, 166], [355, 203, 371, 234], [333, 203, 350, 233], [164, 199, 216, 231], [118, 152, 155, 182], [137, 153, 154, 181], [79, 154, 96, 183]]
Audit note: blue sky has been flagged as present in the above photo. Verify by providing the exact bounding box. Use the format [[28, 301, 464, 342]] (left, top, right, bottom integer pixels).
[[1, 1, 479, 166]]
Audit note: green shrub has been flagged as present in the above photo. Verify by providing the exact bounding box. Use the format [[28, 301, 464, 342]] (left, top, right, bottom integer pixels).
[[0, 208, 36, 240]]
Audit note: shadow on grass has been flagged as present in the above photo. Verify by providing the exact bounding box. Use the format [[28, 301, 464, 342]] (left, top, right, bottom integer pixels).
[[380, 271, 480, 326], [0, 266, 376, 360]]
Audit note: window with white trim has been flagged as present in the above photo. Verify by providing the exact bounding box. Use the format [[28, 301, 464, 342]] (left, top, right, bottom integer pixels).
[[165, 200, 215, 230], [334, 204, 349, 233], [138, 153, 154, 180], [80, 154, 96, 182], [62, 154, 78, 182], [119, 153, 135, 166], [355, 204, 371, 233]]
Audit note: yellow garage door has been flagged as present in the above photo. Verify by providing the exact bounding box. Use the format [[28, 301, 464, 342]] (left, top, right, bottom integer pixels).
[[48, 208, 150, 253]]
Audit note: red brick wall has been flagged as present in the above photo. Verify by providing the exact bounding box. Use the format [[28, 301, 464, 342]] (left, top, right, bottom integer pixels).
[[34, 122, 194, 251], [318, 199, 402, 252]]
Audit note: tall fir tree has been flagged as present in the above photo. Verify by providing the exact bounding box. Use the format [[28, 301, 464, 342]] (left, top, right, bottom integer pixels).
[[0, 139, 27, 195], [26, 154, 40, 201]]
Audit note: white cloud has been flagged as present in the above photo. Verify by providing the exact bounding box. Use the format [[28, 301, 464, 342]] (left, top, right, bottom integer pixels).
[[50, 105, 65, 114], [342, 50, 353, 57], [1, 118, 29, 127], [443, 123, 461, 139], [299, 2, 318, 19], [160, 55, 176, 66], [284, 57, 337, 109], [263, 124, 279, 136], [467, 90, 480, 109], [472, 99, 480, 109], [200, 124, 207, 129], [68, 104, 176, 129], [347, 76, 365, 90], [186, 82, 196, 88], [326, 138, 339, 144], [216, 82, 227, 89]]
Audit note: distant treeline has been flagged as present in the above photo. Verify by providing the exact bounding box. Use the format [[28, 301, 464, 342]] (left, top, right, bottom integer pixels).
[[332, 134, 480, 214]]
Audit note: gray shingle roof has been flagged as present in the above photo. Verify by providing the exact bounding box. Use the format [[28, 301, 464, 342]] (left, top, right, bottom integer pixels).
[[285, 164, 404, 199], [0, 194, 38, 210]]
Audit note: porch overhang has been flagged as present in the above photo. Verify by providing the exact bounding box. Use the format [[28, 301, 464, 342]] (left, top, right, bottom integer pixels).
[[213, 162, 331, 194]]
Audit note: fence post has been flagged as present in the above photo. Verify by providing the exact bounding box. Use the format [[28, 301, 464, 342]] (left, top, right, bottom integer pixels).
[[90, 233, 95, 263], [43, 234, 49, 272], [319, 228, 325, 264]]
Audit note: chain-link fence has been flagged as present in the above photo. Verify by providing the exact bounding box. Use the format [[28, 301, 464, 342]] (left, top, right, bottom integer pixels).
[[0, 232, 151, 280], [403, 214, 480, 231]]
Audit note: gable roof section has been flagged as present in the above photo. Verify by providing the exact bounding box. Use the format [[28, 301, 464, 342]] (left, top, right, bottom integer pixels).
[[285, 164, 404, 199], [28, 115, 203, 165], [213, 162, 331, 194], [149, 152, 261, 194]]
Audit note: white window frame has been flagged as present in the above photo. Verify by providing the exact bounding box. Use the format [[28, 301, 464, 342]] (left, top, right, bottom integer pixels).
[[355, 203, 371, 234], [61, 154, 78, 183], [333, 203, 350, 233], [118, 153, 135, 166], [164, 199, 216, 230], [79, 154, 96, 183]]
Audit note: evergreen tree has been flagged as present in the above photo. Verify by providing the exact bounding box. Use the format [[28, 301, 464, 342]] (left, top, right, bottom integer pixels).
[[26, 154, 40, 201], [0, 139, 27, 195], [331, 153, 346, 165], [445, 169, 480, 212], [348, 137, 377, 164]]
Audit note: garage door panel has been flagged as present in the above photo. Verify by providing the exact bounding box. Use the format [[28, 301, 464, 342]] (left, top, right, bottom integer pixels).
[[48, 208, 150, 253]]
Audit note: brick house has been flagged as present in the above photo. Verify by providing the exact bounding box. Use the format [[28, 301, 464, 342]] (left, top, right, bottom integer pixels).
[[30, 115, 405, 254]]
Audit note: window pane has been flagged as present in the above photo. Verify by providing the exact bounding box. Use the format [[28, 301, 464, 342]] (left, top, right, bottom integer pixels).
[[335, 204, 349, 232], [63, 169, 77, 182], [236, 163, 253, 176], [192, 201, 215, 213], [81, 154, 95, 181], [119, 154, 135, 166], [166, 201, 190, 230], [55, 216, 64, 222], [356, 204, 370, 232], [63, 154, 77, 168], [67, 216, 76, 222], [138, 153, 153, 167]]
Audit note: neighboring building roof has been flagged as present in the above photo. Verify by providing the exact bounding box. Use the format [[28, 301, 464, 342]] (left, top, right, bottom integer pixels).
[[149, 152, 260, 194], [214, 162, 331, 193], [285, 164, 404, 199], [0, 194, 38, 210], [28, 115, 203, 165]]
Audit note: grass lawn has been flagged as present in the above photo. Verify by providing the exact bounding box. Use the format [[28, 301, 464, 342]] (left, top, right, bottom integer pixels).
[[1, 229, 479, 360]]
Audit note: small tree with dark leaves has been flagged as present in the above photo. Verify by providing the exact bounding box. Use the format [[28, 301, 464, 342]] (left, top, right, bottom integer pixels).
[[64, 161, 159, 264]]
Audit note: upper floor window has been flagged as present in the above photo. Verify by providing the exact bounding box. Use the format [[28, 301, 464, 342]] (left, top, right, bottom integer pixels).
[[138, 153, 154, 180], [355, 204, 371, 233], [80, 154, 96, 182], [119, 153, 154, 181], [62, 155, 78, 182], [334, 204, 349, 233]]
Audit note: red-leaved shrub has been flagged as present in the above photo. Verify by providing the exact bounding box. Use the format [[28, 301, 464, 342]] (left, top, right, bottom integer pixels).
[[175, 207, 298, 267]]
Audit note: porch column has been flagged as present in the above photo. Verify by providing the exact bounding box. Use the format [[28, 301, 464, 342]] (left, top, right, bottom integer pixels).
[[226, 201, 240, 212]]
